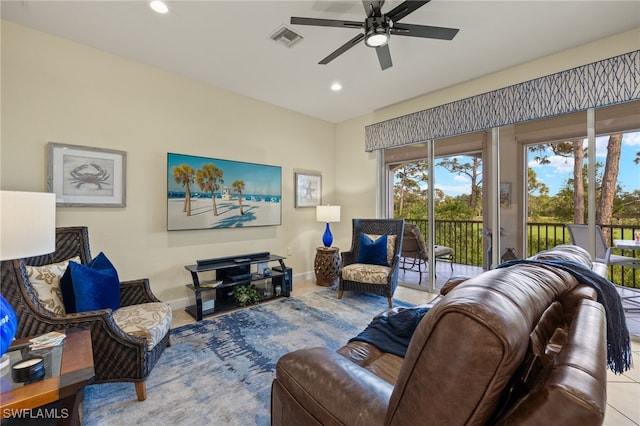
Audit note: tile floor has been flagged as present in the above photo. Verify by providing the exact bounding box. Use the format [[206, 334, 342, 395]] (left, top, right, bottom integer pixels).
[[172, 269, 640, 425]]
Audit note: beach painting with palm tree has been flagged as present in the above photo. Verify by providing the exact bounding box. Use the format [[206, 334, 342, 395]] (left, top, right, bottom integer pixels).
[[167, 152, 281, 230]]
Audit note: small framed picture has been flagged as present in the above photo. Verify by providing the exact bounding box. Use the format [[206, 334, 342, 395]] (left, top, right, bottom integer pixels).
[[48, 142, 127, 207], [500, 182, 511, 208], [295, 172, 321, 208]]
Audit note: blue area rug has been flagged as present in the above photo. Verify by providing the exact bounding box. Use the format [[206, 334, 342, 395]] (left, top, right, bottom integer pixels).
[[82, 288, 411, 425]]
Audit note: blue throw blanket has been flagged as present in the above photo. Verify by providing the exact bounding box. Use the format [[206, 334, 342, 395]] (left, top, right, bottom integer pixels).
[[349, 306, 431, 357], [497, 259, 632, 374]]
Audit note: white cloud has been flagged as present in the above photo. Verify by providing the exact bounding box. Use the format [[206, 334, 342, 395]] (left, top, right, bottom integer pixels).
[[529, 155, 574, 174], [437, 184, 471, 197], [453, 175, 470, 183], [623, 131, 640, 147]]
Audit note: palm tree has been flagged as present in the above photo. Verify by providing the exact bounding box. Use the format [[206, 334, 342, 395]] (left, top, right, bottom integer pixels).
[[196, 164, 224, 216], [232, 180, 246, 215], [173, 164, 195, 216]]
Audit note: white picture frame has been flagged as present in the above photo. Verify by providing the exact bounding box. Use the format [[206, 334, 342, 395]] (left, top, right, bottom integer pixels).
[[47, 142, 127, 207], [295, 172, 321, 208]]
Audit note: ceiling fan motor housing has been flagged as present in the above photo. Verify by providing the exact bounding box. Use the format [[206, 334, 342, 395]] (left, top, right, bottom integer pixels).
[[365, 16, 391, 47]]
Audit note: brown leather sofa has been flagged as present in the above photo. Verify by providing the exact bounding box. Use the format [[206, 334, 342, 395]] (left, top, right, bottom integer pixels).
[[271, 245, 610, 425]]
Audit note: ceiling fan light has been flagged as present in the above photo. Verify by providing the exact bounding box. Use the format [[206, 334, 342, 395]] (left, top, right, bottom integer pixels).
[[365, 25, 389, 47], [149, 0, 169, 14], [366, 33, 389, 47]]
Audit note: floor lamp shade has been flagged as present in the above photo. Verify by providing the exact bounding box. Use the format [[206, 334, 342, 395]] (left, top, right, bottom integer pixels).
[[316, 206, 340, 248], [0, 191, 56, 260]]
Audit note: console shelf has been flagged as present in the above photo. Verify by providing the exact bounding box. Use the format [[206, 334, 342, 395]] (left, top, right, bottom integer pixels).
[[184, 253, 292, 321]]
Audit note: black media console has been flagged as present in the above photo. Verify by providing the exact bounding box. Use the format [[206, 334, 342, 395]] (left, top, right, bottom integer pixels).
[[184, 253, 292, 321]]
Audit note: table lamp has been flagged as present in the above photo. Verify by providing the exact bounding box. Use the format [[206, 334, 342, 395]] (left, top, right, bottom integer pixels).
[[316, 205, 340, 248], [0, 191, 56, 356]]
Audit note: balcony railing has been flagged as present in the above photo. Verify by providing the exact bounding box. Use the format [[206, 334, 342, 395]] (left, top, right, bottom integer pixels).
[[403, 219, 639, 288]]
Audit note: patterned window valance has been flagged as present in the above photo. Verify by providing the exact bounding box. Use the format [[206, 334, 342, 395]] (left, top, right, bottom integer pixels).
[[365, 50, 640, 152]]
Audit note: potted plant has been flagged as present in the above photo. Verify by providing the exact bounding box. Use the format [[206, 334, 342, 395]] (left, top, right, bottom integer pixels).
[[232, 284, 261, 307]]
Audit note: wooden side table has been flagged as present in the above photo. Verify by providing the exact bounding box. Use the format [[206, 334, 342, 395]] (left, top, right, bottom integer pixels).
[[314, 247, 341, 287], [0, 328, 95, 426]]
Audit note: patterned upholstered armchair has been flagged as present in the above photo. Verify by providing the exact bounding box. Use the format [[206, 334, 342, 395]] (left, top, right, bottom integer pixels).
[[338, 219, 405, 308], [0, 226, 172, 401]]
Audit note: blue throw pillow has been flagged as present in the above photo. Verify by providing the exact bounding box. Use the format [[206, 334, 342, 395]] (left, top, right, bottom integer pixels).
[[61, 252, 121, 313], [357, 233, 389, 266], [59, 267, 76, 313]]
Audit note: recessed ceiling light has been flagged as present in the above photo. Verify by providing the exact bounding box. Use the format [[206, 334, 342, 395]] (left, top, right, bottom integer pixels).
[[150, 0, 169, 14], [330, 82, 342, 92]]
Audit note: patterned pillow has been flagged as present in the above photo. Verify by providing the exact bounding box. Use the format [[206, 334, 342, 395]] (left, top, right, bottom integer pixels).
[[365, 234, 397, 266], [25, 257, 80, 315]]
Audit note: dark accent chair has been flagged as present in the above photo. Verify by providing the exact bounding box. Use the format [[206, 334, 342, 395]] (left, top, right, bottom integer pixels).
[[1, 226, 171, 401], [338, 219, 405, 308]]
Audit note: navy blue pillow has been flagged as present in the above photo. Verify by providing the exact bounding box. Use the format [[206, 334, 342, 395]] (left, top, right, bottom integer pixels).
[[357, 233, 389, 266], [60, 252, 120, 313], [59, 267, 76, 313]]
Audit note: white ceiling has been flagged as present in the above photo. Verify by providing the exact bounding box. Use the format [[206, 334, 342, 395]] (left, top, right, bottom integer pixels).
[[2, 1, 639, 123]]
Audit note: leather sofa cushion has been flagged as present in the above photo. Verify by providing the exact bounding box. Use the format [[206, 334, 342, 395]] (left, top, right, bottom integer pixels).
[[337, 341, 404, 385]]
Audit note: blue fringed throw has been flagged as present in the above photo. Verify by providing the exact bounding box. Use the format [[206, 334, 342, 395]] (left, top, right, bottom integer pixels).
[[497, 259, 632, 374]]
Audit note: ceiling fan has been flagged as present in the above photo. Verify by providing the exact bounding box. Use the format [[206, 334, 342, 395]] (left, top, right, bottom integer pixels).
[[290, 0, 459, 71]]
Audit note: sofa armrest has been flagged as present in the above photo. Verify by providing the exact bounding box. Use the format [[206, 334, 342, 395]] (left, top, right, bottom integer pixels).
[[120, 278, 162, 306], [272, 347, 392, 426]]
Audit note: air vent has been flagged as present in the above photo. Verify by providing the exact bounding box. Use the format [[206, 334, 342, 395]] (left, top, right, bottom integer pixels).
[[270, 25, 304, 48]]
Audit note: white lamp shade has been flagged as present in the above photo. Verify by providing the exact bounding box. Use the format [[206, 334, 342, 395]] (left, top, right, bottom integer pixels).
[[0, 191, 56, 260], [316, 205, 341, 223]]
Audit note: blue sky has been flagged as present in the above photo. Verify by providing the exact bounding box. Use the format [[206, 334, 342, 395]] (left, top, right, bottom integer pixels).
[[527, 132, 640, 196], [432, 131, 639, 197]]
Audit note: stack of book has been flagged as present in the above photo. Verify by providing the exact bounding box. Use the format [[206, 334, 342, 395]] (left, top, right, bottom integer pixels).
[[29, 331, 66, 350]]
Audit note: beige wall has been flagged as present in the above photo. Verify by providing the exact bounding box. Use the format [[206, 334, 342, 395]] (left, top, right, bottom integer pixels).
[[2, 20, 637, 307], [1, 21, 336, 307]]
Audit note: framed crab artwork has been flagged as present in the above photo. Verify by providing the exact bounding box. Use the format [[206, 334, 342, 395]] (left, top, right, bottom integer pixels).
[[47, 142, 126, 207]]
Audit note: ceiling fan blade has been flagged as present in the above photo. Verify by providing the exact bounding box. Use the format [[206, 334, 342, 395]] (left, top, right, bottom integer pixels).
[[291, 17, 363, 30], [319, 33, 366, 65], [391, 23, 459, 40], [362, 0, 385, 17], [376, 44, 393, 70], [386, 0, 431, 22]]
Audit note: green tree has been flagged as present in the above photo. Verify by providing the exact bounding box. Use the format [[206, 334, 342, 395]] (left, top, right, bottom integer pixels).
[[196, 164, 224, 216], [616, 190, 640, 222], [173, 164, 195, 216], [231, 180, 246, 215], [527, 168, 549, 220], [393, 161, 428, 217], [435, 197, 475, 220], [437, 155, 482, 211], [530, 139, 585, 223], [571, 139, 586, 224], [598, 134, 622, 239]]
